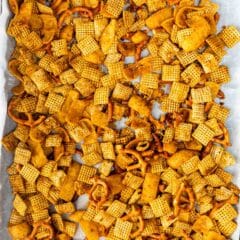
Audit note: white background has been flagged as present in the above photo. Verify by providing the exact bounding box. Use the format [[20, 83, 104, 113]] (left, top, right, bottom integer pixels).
[[0, 1, 240, 239]]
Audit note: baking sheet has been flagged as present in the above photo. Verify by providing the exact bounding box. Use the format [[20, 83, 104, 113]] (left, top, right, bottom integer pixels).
[[0, 0, 240, 239]]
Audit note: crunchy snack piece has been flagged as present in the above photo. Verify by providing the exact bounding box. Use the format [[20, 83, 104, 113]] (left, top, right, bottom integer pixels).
[[51, 39, 68, 57], [128, 95, 150, 116], [20, 164, 40, 184], [176, 50, 198, 67], [175, 123, 192, 142], [141, 73, 159, 89], [150, 197, 171, 217], [217, 220, 237, 237], [181, 63, 202, 87], [122, 172, 144, 190], [94, 87, 110, 105], [212, 203, 238, 223], [141, 173, 160, 203], [78, 165, 97, 184], [162, 64, 180, 82], [78, 36, 99, 56], [13, 194, 27, 216], [209, 65, 230, 83], [208, 103, 229, 123], [14, 147, 31, 165], [161, 97, 180, 113], [113, 218, 133, 240], [4, 0, 240, 239], [192, 123, 215, 146], [219, 26, 240, 48], [191, 86, 212, 103], [106, 200, 127, 218], [169, 82, 190, 103]]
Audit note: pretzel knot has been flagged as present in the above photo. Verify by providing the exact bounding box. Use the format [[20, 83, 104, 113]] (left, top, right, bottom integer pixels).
[[173, 182, 195, 216], [149, 233, 168, 240], [89, 177, 109, 210], [58, 7, 93, 27], [122, 149, 147, 175], [26, 218, 54, 240], [121, 206, 144, 238], [8, 97, 45, 127]]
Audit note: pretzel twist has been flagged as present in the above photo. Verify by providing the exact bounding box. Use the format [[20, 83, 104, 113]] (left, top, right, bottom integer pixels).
[[173, 183, 195, 216], [122, 149, 147, 175], [26, 218, 54, 240], [8, 97, 46, 127], [58, 7, 93, 27], [89, 177, 109, 210], [121, 206, 144, 238]]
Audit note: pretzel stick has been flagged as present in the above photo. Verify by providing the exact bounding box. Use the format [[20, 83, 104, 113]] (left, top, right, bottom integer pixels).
[[108, 101, 113, 122], [202, 141, 213, 158], [205, 102, 214, 112]]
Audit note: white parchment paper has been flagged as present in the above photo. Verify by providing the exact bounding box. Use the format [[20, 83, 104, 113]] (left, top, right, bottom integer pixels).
[[0, 1, 240, 239]]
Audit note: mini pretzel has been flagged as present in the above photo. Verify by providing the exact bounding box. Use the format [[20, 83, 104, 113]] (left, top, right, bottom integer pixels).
[[122, 149, 147, 175], [135, 40, 147, 61], [150, 233, 168, 240], [213, 122, 231, 147], [122, 206, 144, 238], [58, 7, 93, 27], [55, 126, 70, 142], [89, 177, 109, 209], [141, 149, 154, 157], [173, 182, 195, 216], [8, 97, 45, 127], [26, 218, 54, 240], [108, 101, 113, 122], [126, 138, 142, 149]]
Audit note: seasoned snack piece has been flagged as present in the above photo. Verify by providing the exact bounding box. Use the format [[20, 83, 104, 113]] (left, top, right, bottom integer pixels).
[[3, 0, 240, 239], [220, 26, 240, 48]]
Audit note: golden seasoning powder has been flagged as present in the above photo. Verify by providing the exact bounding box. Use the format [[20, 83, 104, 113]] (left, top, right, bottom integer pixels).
[[4, 0, 240, 239]]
